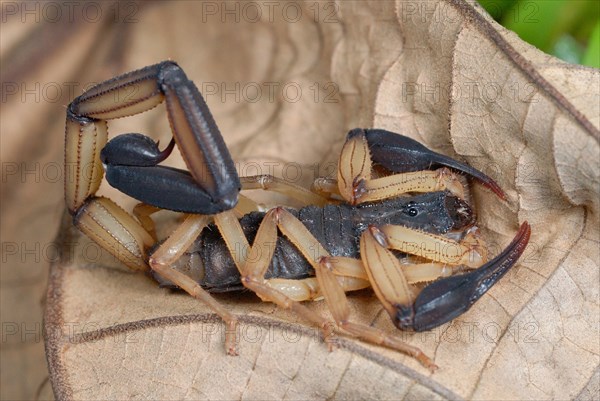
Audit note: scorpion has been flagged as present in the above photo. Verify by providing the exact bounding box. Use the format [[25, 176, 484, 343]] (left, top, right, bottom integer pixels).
[[65, 61, 530, 371]]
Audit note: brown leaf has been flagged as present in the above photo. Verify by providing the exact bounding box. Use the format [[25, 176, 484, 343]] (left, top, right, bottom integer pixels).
[[3, 0, 596, 399]]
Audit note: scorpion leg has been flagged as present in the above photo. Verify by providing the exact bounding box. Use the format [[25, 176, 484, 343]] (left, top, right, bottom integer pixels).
[[147, 214, 241, 355], [132, 203, 162, 240], [264, 275, 370, 302], [379, 224, 488, 268], [213, 210, 338, 346], [311, 177, 341, 200], [358, 168, 465, 204], [237, 174, 332, 216], [241, 175, 329, 207], [315, 257, 438, 372], [233, 194, 263, 217], [244, 208, 437, 371]]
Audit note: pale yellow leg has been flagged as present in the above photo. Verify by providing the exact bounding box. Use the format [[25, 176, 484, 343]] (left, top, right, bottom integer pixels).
[[261, 208, 436, 371], [233, 194, 262, 218], [311, 177, 342, 200], [132, 203, 162, 240], [359, 168, 465, 203], [316, 255, 438, 372], [148, 214, 240, 355], [326, 256, 456, 284], [214, 209, 337, 345], [213, 210, 251, 271], [401, 263, 456, 282], [241, 175, 329, 206]]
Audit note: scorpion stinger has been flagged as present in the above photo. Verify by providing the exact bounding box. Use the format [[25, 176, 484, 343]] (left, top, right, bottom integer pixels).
[[100, 133, 235, 214]]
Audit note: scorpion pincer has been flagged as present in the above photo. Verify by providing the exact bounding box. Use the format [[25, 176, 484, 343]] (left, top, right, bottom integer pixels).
[[65, 61, 531, 371]]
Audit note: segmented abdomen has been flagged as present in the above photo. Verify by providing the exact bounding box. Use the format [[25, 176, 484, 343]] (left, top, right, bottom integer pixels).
[[176, 191, 473, 293], [195, 204, 359, 292]]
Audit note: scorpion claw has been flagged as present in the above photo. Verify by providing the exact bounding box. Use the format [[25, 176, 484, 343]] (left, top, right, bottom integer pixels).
[[100, 133, 175, 167], [395, 221, 531, 331], [361, 129, 507, 200], [101, 133, 238, 214]]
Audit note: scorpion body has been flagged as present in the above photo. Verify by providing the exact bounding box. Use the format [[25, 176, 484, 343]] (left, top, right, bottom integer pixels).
[[158, 191, 474, 293]]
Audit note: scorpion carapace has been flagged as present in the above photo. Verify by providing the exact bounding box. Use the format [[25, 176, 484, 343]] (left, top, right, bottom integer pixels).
[[65, 61, 531, 371]]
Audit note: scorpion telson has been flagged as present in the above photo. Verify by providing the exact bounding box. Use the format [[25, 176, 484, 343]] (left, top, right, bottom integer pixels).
[[65, 61, 531, 372]]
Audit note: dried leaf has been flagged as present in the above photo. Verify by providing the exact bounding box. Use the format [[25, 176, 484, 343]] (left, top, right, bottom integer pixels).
[[4, 0, 594, 399]]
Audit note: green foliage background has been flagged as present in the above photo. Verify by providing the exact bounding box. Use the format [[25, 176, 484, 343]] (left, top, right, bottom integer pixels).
[[478, 0, 599, 68]]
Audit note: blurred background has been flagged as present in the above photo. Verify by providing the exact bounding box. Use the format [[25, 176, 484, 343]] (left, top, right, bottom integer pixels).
[[478, 0, 599, 68], [1, 1, 598, 400]]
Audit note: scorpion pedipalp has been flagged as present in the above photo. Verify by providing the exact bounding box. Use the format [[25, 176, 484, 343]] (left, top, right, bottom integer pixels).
[[101, 134, 236, 214], [356, 128, 508, 200], [397, 221, 531, 331]]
